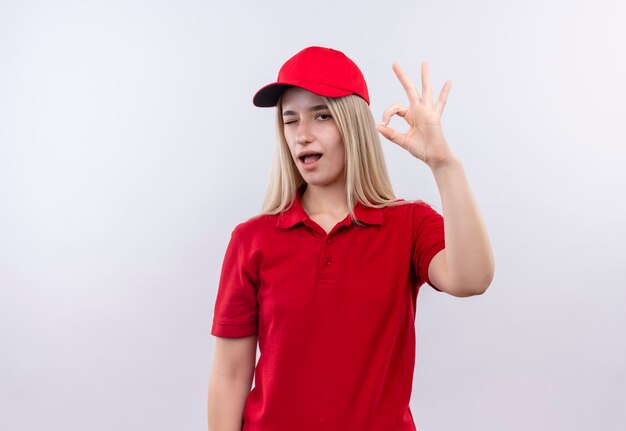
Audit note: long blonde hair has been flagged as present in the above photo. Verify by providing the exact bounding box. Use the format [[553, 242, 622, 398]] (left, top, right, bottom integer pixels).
[[254, 92, 410, 225]]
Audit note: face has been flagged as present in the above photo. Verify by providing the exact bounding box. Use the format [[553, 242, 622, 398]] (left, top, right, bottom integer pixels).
[[281, 87, 345, 188]]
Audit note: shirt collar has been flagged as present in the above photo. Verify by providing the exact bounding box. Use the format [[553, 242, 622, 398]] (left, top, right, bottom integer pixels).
[[277, 184, 383, 229]]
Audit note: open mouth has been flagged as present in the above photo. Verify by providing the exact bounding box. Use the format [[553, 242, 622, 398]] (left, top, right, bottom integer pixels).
[[299, 153, 323, 165]]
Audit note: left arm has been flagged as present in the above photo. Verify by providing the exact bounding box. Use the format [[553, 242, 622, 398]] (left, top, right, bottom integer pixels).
[[428, 155, 494, 296], [376, 61, 494, 297]]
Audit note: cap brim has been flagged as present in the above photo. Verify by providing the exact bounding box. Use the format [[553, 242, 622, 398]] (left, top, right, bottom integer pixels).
[[252, 83, 293, 107], [253, 81, 355, 107]]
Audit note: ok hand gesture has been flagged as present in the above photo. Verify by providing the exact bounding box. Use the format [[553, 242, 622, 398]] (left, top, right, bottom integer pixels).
[[376, 62, 455, 168]]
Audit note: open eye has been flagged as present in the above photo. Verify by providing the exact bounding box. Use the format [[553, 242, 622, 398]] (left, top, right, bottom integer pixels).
[[317, 113, 332, 121]]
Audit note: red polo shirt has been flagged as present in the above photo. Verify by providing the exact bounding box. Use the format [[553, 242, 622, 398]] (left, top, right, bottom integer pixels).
[[211, 184, 445, 431]]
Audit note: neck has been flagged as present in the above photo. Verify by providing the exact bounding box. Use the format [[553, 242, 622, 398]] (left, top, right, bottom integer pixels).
[[300, 182, 350, 216]]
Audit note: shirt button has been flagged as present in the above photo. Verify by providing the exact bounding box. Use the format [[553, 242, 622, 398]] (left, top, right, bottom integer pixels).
[[324, 257, 331, 266], [325, 237, 331, 244]]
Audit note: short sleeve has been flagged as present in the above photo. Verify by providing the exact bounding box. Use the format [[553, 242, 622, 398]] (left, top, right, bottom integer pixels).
[[411, 201, 446, 291], [211, 225, 259, 337]]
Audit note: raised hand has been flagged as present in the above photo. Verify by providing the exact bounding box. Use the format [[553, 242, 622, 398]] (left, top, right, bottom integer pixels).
[[376, 62, 454, 168]]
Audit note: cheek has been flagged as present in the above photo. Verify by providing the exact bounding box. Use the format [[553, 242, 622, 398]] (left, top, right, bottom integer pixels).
[[282, 128, 291, 142], [330, 128, 344, 149], [283, 131, 296, 151], [330, 133, 345, 155]]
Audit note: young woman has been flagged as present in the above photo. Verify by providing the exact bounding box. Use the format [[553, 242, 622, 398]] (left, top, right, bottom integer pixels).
[[208, 46, 494, 431]]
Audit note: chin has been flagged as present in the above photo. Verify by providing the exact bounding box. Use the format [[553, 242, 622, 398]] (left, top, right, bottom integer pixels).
[[303, 177, 343, 187]]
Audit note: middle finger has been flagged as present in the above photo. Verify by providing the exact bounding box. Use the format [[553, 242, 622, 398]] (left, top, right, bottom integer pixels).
[[392, 63, 422, 104], [421, 61, 433, 107]]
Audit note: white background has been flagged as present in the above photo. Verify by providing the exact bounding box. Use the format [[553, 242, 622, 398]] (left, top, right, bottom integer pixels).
[[1, 0, 625, 430]]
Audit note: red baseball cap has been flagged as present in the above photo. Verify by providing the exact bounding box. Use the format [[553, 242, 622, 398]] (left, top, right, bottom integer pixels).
[[252, 46, 370, 107]]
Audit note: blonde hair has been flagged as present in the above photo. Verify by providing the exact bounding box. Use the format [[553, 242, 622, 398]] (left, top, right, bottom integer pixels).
[[254, 92, 410, 225]]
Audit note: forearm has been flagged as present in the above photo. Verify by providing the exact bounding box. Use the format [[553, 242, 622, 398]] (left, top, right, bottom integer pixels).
[[430, 155, 495, 295], [207, 370, 252, 431]]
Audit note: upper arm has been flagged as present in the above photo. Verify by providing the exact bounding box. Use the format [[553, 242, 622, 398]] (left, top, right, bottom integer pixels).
[[212, 334, 258, 384], [428, 249, 453, 294], [428, 249, 476, 297], [411, 201, 446, 291], [211, 225, 259, 338]]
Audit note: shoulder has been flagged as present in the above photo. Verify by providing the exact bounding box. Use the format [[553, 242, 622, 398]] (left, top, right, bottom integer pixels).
[[382, 198, 441, 217], [381, 199, 443, 238], [402, 198, 442, 214], [231, 213, 278, 242]]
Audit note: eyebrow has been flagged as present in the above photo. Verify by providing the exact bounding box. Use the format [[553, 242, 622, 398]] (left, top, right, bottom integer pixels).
[[282, 105, 329, 116]]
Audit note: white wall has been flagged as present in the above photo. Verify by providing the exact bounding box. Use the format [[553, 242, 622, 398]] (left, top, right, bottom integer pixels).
[[1, 0, 625, 430]]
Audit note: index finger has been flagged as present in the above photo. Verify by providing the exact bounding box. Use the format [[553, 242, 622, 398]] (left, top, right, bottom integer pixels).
[[392, 63, 422, 104]]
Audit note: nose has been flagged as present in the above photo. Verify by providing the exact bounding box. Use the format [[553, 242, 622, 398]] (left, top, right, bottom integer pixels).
[[295, 119, 314, 145]]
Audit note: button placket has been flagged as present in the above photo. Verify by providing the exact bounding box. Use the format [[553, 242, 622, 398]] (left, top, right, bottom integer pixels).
[[319, 235, 336, 280]]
